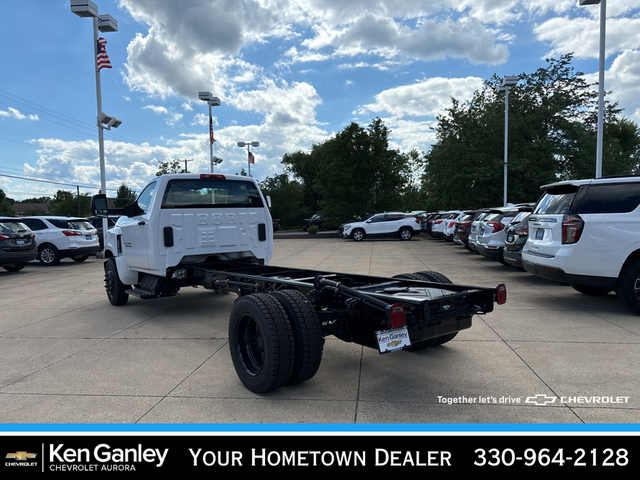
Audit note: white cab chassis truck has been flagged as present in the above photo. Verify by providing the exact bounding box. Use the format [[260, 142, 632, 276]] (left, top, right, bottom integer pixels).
[[91, 173, 506, 393]]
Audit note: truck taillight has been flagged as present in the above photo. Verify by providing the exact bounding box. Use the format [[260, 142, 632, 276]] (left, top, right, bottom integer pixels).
[[388, 303, 406, 329], [62, 230, 82, 236], [496, 284, 507, 304], [200, 174, 226, 179], [562, 214, 584, 244]]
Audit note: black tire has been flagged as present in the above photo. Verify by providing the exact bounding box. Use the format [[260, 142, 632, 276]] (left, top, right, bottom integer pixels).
[[413, 270, 453, 284], [38, 244, 60, 266], [228, 293, 295, 393], [72, 255, 90, 262], [352, 229, 365, 241], [271, 290, 324, 386], [2, 263, 26, 272], [571, 284, 612, 296], [616, 261, 640, 314], [104, 258, 129, 306], [399, 227, 413, 241]]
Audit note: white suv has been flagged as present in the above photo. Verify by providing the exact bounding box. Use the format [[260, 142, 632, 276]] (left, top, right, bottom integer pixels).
[[19, 216, 100, 265], [521, 176, 640, 313], [341, 212, 421, 241]]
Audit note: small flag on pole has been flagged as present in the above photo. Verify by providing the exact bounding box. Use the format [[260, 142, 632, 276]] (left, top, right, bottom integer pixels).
[[248, 152, 255, 164], [209, 116, 215, 144], [97, 37, 112, 70]]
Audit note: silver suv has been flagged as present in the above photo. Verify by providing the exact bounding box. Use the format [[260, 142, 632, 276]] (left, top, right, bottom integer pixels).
[[19, 216, 100, 266], [521, 176, 640, 313]]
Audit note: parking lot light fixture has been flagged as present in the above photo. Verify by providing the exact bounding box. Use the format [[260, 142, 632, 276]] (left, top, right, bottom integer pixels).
[[237, 141, 259, 176], [71, 0, 118, 252], [497, 75, 518, 206], [199, 91, 221, 172], [579, 0, 606, 178]]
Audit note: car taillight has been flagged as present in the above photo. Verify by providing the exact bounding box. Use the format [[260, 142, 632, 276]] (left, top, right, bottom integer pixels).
[[0, 234, 8, 240], [388, 303, 406, 328], [200, 173, 226, 179], [487, 221, 504, 233], [562, 214, 584, 244], [62, 230, 83, 236], [514, 225, 528, 235]]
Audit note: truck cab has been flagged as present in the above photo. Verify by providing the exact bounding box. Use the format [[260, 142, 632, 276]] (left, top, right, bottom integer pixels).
[[93, 173, 273, 285]]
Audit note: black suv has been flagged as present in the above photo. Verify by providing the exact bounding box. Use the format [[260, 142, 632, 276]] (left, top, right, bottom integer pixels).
[[0, 218, 38, 272]]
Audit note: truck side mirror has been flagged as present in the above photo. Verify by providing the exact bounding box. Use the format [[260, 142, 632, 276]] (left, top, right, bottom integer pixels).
[[265, 195, 272, 209], [91, 194, 108, 217]]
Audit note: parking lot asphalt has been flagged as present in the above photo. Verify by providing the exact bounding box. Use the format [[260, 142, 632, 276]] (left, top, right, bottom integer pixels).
[[1, 234, 639, 430]]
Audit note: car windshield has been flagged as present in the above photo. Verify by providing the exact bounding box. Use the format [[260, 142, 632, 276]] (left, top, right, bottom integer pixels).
[[69, 220, 94, 230], [0, 221, 29, 234], [534, 186, 579, 215], [511, 211, 531, 223]]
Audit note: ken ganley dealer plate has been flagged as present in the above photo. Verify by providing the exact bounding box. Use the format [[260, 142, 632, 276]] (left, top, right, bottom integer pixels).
[[376, 326, 411, 353]]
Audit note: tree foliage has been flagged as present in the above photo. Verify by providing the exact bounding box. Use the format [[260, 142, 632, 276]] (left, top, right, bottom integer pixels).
[[259, 173, 310, 228], [114, 183, 137, 207], [48, 190, 91, 216], [282, 118, 419, 220], [424, 53, 640, 210], [0, 188, 14, 216]]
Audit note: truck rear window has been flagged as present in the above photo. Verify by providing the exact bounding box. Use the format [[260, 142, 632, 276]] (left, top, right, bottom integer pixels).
[[161, 179, 264, 209]]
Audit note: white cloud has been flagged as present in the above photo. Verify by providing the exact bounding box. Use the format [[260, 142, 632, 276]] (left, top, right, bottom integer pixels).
[[359, 76, 484, 118], [0, 107, 39, 121]]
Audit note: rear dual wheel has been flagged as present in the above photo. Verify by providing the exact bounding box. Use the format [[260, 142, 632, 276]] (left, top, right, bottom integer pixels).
[[228, 290, 324, 393]]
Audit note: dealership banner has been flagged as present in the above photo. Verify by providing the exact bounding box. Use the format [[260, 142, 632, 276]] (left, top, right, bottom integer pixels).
[[1, 433, 636, 474]]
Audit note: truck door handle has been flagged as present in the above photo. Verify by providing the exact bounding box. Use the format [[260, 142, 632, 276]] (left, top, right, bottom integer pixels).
[[138, 221, 146, 226]]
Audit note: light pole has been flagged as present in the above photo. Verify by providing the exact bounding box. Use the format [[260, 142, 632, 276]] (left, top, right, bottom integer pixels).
[[237, 141, 259, 176], [71, 0, 120, 251], [497, 75, 518, 206], [199, 91, 221, 172], [580, 0, 606, 178]]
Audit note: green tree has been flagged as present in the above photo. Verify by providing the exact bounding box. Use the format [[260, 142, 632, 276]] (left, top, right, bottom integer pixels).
[[0, 188, 14, 216], [48, 190, 91, 216], [283, 118, 413, 219], [424, 53, 640, 210], [114, 183, 137, 207], [156, 158, 190, 176], [259, 173, 310, 228]]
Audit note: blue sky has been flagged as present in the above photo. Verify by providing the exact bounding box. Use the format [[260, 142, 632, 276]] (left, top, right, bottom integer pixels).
[[1, 0, 640, 200]]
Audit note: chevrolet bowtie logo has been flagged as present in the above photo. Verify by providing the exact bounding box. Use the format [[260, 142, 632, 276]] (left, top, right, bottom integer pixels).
[[525, 394, 557, 406], [6, 451, 37, 461]]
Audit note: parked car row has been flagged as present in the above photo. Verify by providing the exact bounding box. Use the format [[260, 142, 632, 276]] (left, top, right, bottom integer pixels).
[[423, 205, 534, 267], [423, 175, 640, 315], [0, 216, 102, 272]]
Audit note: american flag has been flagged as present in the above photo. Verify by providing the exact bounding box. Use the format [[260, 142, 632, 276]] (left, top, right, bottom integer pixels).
[[248, 152, 255, 164], [209, 116, 215, 144], [97, 37, 112, 70]]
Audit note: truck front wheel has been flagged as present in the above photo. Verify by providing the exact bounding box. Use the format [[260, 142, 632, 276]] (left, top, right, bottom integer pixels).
[[104, 258, 129, 306], [229, 293, 295, 393]]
